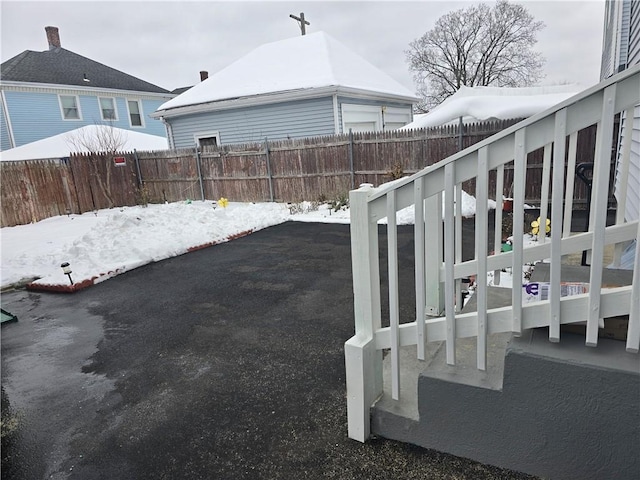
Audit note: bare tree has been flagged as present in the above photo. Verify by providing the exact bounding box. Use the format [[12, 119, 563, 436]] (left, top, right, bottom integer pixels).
[[65, 123, 129, 208], [65, 123, 128, 154], [406, 0, 545, 111]]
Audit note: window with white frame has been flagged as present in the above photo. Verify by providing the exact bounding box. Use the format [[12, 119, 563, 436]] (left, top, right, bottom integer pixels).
[[59, 95, 81, 120], [194, 131, 221, 148], [127, 99, 144, 127], [99, 97, 117, 121]]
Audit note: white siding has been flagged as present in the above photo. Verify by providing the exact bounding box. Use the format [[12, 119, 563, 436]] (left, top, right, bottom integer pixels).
[[613, 1, 640, 223], [601, 0, 633, 79], [616, 107, 640, 222], [629, 0, 640, 67]]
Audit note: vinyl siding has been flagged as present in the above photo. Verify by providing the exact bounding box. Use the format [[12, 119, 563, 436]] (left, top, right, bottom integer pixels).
[[619, 0, 632, 69], [616, 105, 640, 223], [628, 0, 640, 67], [1, 89, 168, 148], [612, 0, 639, 223], [167, 96, 336, 148], [600, 0, 633, 79]]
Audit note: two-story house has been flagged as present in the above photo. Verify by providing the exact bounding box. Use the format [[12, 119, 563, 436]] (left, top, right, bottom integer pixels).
[[0, 26, 175, 151]]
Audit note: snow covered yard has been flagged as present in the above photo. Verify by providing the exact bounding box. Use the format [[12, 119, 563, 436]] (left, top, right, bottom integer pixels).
[[1, 192, 489, 291]]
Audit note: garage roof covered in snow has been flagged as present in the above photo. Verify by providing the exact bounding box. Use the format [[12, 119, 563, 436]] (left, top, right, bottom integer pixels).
[[401, 84, 583, 129], [155, 31, 418, 114]]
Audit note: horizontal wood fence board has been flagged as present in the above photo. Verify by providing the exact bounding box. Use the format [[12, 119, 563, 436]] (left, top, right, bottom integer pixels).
[[1, 120, 608, 226]]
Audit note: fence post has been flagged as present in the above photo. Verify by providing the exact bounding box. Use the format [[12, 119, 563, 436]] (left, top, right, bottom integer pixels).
[[195, 146, 205, 201], [133, 149, 143, 188], [264, 137, 274, 202], [349, 129, 355, 189], [345, 183, 382, 442]]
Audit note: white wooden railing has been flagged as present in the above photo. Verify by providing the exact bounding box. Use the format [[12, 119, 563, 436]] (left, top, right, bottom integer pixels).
[[345, 65, 640, 442]]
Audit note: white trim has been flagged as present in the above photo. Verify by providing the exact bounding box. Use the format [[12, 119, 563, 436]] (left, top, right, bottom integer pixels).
[[1, 90, 16, 149], [193, 130, 221, 147], [126, 99, 145, 128], [0, 80, 174, 100], [151, 85, 417, 119], [98, 96, 118, 122], [58, 94, 82, 121]]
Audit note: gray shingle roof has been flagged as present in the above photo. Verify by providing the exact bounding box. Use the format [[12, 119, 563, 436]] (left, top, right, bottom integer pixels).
[[1, 47, 170, 94]]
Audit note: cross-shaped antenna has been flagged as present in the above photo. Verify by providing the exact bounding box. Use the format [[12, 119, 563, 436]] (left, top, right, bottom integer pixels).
[[289, 12, 310, 35]]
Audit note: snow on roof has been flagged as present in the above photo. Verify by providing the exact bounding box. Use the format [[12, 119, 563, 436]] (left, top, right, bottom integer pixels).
[[402, 84, 583, 129], [0, 125, 168, 162], [157, 31, 418, 112]]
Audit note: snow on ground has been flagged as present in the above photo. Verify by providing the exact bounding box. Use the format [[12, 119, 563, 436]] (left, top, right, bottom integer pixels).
[[1, 191, 497, 290], [1, 201, 288, 288], [0, 125, 168, 162]]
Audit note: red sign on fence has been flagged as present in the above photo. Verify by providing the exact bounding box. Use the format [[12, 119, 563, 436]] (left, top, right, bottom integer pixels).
[[113, 156, 126, 167]]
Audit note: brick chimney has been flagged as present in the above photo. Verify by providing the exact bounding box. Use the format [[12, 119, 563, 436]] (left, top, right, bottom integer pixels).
[[200, 71, 208, 81], [45, 26, 61, 50]]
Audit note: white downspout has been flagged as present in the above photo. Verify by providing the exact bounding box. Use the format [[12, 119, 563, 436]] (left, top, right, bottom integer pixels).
[[1, 90, 16, 149], [332, 93, 340, 134]]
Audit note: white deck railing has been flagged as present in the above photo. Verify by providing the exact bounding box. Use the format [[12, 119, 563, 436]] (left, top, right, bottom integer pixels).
[[345, 65, 640, 442]]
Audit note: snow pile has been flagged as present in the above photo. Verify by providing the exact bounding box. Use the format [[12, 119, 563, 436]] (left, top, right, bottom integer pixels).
[[402, 84, 582, 129], [1, 189, 495, 290], [1, 201, 289, 288], [0, 125, 168, 162]]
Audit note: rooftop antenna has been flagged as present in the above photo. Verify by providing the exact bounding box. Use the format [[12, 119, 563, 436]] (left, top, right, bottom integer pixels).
[[289, 12, 310, 35]]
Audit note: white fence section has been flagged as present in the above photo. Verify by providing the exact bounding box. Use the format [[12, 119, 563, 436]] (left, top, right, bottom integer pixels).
[[345, 66, 640, 442]]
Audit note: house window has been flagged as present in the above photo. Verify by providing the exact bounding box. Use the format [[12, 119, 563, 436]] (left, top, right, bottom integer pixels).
[[59, 95, 81, 120], [99, 97, 117, 121], [194, 131, 221, 148], [127, 100, 144, 127]]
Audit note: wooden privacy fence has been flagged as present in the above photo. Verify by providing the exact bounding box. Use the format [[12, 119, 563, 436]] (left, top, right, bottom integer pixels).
[[1, 119, 606, 227]]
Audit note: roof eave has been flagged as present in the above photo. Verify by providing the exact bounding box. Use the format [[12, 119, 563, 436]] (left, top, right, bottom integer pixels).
[[0, 80, 175, 98], [151, 86, 417, 119]]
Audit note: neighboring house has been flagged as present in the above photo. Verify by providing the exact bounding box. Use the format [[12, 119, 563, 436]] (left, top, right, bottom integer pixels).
[[151, 31, 418, 148], [0, 26, 174, 151], [601, 0, 639, 224]]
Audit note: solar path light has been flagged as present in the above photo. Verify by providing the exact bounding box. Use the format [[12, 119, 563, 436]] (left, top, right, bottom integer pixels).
[[61, 262, 74, 285]]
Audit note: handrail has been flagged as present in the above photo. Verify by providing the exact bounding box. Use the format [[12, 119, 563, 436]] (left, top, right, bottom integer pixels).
[[346, 66, 640, 442]]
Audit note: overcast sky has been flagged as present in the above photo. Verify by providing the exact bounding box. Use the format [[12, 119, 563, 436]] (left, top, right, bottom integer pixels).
[[1, 0, 605, 95]]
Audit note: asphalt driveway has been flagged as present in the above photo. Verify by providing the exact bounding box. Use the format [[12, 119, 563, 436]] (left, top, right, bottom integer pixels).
[[1, 221, 535, 479]]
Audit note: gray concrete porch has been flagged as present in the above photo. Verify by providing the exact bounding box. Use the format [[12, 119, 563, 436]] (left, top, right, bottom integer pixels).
[[371, 265, 638, 480]]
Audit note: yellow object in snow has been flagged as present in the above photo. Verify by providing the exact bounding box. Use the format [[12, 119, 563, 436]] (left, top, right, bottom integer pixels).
[[531, 217, 551, 235], [218, 197, 229, 209]]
